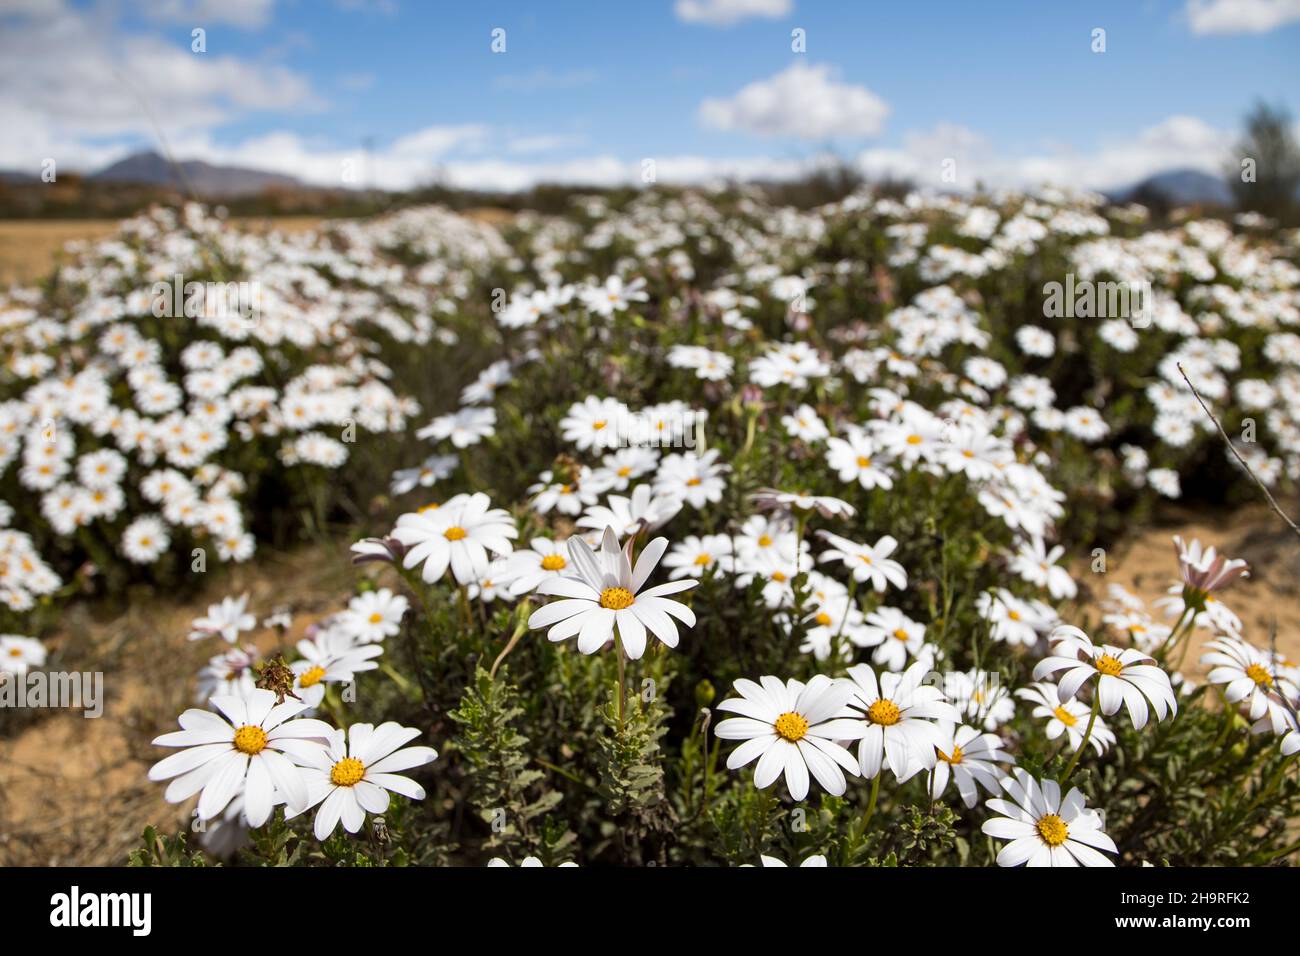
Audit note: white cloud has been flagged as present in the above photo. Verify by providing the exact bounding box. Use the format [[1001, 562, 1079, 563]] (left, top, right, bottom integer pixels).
[[388, 124, 488, 158], [1186, 0, 1300, 34], [0, 3, 319, 171], [40, 109, 1235, 197], [856, 116, 1231, 193], [152, 129, 837, 192], [142, 0, 277, 29], [434, 154, 822, 192], [699, 63, 889, 139], [675, 0, 792, 26], [507, 134, 587, 154], [159, 124, 490, 190]]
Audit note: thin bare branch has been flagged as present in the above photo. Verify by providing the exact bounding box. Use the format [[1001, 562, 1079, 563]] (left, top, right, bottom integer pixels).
[[1177, 362, 1300, 542]]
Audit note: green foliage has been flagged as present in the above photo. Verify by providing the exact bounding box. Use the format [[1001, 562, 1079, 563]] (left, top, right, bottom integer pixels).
[[448, 666, 571, 861], [127, 826, 210, 867]]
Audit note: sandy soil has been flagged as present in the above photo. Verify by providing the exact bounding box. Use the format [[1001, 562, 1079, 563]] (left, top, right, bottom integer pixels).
[[0, 217, 326, 285], [0, 542, 356, 865], [1078, 503, 1300, 669]]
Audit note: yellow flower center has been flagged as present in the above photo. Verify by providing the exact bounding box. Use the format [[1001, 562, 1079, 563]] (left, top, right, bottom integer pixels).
[[8, 647, 22, 657], [686, 477, 701, 486], [774, 711, 809, 742], [892, 628, 910, 642], [694, 553, 712, 566], [232, 725, 268, 755], [592, 420, 607, 431], [937, 744, 964, 765], [815, 612, 832, 627], [599, 587, 635, 610], [1246, 663, 1273, 687], [1036, 814, 1069, 847], [444, 526, 467, 541], [771, 571, 788, 582], [1094, 654, 1124, 677], [617, 466, 632, 477], [1053, 706, 1078, 727], [856, 455, 872, 467], [330, 757, 366, 787], [299, 665, 327, 688], [1007, 609, 1021, 621], [757, 534, 773, 547], [906, 434, 922, 445], [866, 699, 901, 726], [368, 612, 383, 624], [541, 554, 567, 571], [418, 502, 440, 513]]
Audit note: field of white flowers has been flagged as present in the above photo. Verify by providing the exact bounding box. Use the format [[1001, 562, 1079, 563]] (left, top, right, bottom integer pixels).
[[1, 185, 1298, 868]]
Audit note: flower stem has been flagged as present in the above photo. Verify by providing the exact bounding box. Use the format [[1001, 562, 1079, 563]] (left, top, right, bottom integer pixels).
[[614, 634, 627, 734], [1160, 596, 1204, 668], [861, 772, 882, 833], [1061, 693, 1101, 781], [488, 601, 532, 680], [458, 584, 473, 630]]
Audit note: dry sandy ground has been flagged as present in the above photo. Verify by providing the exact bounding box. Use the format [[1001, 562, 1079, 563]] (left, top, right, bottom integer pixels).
[[0, 543, 357, 865], [0, 216, 325, 285], [1, 505, 1296, 865], [1079, 503, 1300, 668], [0, 211, 512, 286]]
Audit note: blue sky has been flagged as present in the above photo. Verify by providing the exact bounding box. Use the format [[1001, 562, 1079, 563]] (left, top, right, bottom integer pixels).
[[4, 0, 1298, 191]]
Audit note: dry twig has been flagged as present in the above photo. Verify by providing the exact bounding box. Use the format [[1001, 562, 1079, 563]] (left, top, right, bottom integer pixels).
[[1177, 362, 1300, 541]]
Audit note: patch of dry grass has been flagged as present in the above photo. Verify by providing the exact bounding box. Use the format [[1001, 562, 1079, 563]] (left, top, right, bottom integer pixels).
[[0, 216, 326, 286]]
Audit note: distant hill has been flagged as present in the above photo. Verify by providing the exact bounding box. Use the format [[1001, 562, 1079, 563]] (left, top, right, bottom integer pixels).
[[89, 151, 304, 197], [1108, 168, 1233, 207]]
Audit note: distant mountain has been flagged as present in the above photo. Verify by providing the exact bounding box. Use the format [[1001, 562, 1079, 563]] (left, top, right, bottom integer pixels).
[[1108, 167, 1233, 207], [90, 151, 305, 197], [0, 170, 38, 185]]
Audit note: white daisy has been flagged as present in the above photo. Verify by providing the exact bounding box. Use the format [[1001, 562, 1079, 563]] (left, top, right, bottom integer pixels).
[[188, 593, 257, 643], [844, 660, 959, 781], [576, 483, 682, 538], [929, 722, 1014, 808], [487, 856, 579, 867], [753, 854, 828, 867], [715, 675, 865, 800], [982, 769, 1116, 867], [1033, 625, 1177, 730], [526, 527, 697, 660], [286, 722, 437, 840], [292, 627, 383, 708], [781, 404, 830, 443], [342, 588, 409, 643], [1015, 682, 1116, 755], [818, 532, 907, 593], [1201, 635, 1298, 731], [415, 406, 496, 448], [0, 634, 46, 675], [148, 689, 332, 825], [852, 605, 927, 671], [502, 537, 577, 596], [662, 533, 734, 579], [391, 492, 517, 585]]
